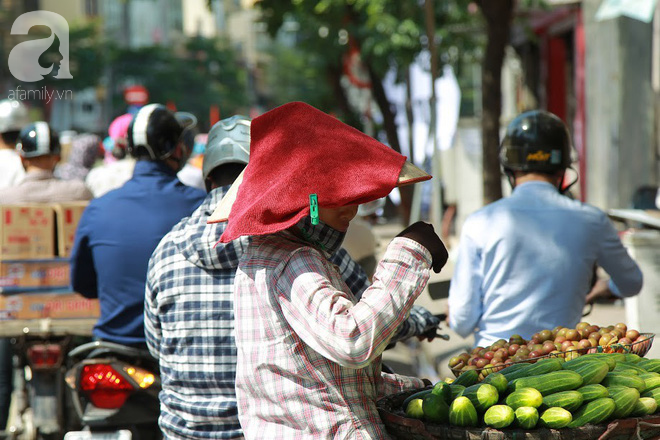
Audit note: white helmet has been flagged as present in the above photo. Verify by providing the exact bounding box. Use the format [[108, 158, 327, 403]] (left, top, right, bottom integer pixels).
[[0, 99, 30, 134]]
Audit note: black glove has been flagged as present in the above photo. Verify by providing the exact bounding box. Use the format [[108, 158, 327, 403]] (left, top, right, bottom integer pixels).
[[396, 221, 448, 273]]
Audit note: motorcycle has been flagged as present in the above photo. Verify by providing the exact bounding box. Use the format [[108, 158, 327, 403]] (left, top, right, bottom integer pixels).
[[3, 327, 83, 440], [63, 341, 161, 440]]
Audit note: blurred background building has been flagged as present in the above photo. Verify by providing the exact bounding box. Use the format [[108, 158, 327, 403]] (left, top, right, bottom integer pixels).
[[0, 0, 659, 222]]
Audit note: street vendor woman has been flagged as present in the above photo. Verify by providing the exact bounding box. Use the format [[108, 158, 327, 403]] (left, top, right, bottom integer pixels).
[[210, 101, 448, 439]]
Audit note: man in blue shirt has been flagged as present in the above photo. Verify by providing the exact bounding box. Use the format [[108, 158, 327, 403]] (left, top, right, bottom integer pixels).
[[448, 110, 643, 348], [70, 104, 206, 346]]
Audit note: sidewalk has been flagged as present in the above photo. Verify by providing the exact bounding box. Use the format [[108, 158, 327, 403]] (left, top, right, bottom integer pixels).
[[373, 222, 629, 382]]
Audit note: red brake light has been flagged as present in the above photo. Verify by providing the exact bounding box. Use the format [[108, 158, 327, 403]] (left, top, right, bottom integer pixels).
[[80, 364, 134, 409], [27, 344, 63, 369]]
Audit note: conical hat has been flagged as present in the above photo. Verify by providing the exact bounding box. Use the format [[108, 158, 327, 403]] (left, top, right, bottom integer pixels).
[[211, 102, 430, 241]]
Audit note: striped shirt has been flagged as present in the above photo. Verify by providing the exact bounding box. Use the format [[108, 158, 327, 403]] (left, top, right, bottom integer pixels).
[[234, 231, 432, 439]]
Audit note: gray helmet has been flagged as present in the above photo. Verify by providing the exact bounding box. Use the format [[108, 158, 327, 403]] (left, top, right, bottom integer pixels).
[[0, 99, 30, 133], [202, 115, 250, 181]]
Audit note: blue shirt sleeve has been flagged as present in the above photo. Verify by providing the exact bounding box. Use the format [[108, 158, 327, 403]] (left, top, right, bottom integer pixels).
[[69, 204, 98, 298], [448, 224, 483, 339], [595, 214, 643, 297]]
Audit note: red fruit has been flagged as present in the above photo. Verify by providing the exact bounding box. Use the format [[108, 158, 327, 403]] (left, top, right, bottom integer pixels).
[[626, 330, 640, 341], [565, 329, 580, 341], [508, 344, 520, 356], [542, 341, 556, 354]]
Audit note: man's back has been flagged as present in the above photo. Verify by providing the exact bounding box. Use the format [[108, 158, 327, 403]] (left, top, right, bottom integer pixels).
[[71, 160, 205, 345], [146, 186, 246, 439], [0, 149, 25, 190], [449, 181, 643, 347], [0, 169, 91, 203]]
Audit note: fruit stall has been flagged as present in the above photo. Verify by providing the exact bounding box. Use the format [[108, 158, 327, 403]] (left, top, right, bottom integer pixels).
[[378, 322, 660, 439]]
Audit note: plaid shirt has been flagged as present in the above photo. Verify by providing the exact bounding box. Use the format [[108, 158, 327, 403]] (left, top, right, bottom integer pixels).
[[145, 189, 432, 439], [234, 230, 431, 439]]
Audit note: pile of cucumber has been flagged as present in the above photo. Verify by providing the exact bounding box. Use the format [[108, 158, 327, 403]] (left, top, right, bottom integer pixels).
[[402, 352, 660, 430]]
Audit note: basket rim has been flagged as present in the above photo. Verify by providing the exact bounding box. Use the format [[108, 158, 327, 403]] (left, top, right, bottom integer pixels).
[[450, 332, 655, 377]]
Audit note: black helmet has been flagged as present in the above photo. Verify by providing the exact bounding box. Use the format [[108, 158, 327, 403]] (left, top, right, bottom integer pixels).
[[499, 110, 573, 174], [16, 121, 60, 158], [127, 104, 183, 160]]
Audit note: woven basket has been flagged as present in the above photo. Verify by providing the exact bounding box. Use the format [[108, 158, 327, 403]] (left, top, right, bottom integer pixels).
[[451, 333, 655, 378], [378, 388, 660, 440]]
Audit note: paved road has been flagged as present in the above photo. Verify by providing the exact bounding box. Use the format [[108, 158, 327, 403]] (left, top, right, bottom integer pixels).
[[372, 222, 632, 383]]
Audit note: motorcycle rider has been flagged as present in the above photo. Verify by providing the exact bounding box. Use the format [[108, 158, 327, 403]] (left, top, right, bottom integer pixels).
[[145, 114, 445, 439], [0, 99, 30, 190], [0, 122, 92, 434], [70, 104, 205, 347], [448, 110, 643, 348], [0, 121, 92, 203]]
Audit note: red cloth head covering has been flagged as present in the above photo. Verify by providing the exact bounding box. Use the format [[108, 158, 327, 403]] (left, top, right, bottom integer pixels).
[[218, 102, 426, 243]]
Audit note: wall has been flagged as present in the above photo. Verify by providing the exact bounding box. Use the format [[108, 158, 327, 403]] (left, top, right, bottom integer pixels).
[[584, 0, 655, 210]]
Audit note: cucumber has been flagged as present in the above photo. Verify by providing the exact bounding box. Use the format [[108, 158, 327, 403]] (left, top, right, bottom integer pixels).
[[498, 362, 531, 379], [482, 372, 508, 394], [431, 381, 452, 404], [542, 390, 584, 412], [405, 398, 425, 419], [630, 397, 658, 417], [641, 387, 660, 408], [608, 386, 640, 419], [483, 405, 515, 429], [449, 384, 465, 400], [540, 407, 573, 429], [577, 384, 610, 403], [639, 359, 660, 374], [461, 383, 499, 413], [402, 388, 433, 410], [503, 358, 563, 383], [449, 396, 478, 427], [639, 372, 660, 394], [601, 372, 646, 393], [573, 361, 610, 385], [613, 363, 646, 375], [563, 354, 616, 371], [511, 370, 584, 396], [422, 393, 450, 423], [567, 397, 616, 428], [514, 406, 539, 429], [624, 353, 643, 364], [506, 387, 543, 410], [453, 369, 479, 387]]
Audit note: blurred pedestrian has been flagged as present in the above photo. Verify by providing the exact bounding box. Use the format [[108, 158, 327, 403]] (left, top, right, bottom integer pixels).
[[448, 110, 643, 348], [85, 114, 136, 197], [54, 133, 101, 181], [0, 99, 30, 190], [0, 122, 92, 204]]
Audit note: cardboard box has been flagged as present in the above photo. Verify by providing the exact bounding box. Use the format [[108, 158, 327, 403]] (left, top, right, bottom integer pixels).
[[53, 202, 89, 257], [0, 291, 99, 320], [0, 205, 55, 260], [0, 259, 70, 292]]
